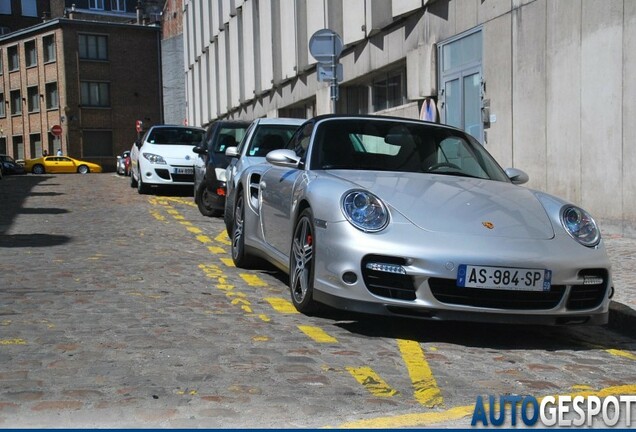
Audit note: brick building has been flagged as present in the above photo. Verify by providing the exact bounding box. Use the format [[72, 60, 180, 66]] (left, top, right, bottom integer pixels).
[[0, 18, 161, 170]]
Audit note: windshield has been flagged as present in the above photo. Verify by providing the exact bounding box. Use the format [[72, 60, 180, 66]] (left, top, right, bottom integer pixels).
[[247, 125, 298, 156], [147, 127, 205, 145], [311, 119, 509, 182]]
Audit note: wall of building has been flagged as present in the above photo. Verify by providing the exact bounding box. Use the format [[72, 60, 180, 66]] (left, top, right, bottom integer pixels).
[[183, 0, 635, 234]]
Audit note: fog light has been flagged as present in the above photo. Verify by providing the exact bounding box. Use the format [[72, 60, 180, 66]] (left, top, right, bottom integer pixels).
[[365, 262, 406, 275], [583, 275, 604, 285], [342, 272, 357, 284]]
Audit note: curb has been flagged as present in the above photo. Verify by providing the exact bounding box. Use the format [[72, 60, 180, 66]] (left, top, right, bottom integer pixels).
[[607, 300, 636, 336]]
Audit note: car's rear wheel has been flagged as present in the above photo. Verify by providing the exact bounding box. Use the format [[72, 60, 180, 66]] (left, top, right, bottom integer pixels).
[[196, 184, 222, 217], [231, 192, 255, 268], [290, 208, 319, 314], [77, 165, 89, 174], [32, 164, 44, 175], [137, 168, 150, 194]]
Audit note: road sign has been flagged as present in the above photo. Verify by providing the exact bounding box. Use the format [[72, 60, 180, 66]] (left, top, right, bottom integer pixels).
[[50, 125, 62, 137], [317, 63, 343, 82], [309, 29, 343, 64]]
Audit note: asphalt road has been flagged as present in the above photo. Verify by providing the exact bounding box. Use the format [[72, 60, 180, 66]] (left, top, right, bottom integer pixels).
[[0, 173, 635, 428]]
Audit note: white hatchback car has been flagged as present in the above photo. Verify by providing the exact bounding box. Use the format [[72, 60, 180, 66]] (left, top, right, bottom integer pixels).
[[130, 125, 205, 194]]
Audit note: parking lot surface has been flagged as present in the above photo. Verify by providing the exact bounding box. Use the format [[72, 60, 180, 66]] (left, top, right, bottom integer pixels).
[[0, 174, 635, 428]]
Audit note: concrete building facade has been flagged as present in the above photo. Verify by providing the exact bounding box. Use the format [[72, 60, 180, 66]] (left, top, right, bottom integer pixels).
[[161, 0, 186, 125], [0, 18, 162, 169], [183, 0, 635, 235]]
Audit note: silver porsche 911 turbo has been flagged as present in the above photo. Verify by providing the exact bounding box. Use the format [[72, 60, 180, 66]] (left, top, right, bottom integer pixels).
[[229, 115, 613, 325]]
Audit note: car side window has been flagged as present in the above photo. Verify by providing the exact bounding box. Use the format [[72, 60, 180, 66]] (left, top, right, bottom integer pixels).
[[236, 123, 256, 156], [287, 122, 313, 161]]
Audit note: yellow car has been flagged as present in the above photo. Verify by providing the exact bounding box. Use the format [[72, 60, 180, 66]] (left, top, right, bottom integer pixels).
[[24, 156, 103, 174]]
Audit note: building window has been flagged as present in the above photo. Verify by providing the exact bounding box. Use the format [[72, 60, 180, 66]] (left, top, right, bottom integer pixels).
[[0, 2, 11, 14], [25, 40, 37, 67], [29, 133, 42, 157], [89, 0, 105, 10], [13, 135, 24, 160], [45, 82, 58, 109], [10, 90, 22, 115], [80, 81, 110, 107], [111, 0, 126, 12], [372, 69, 406, 112], [0, 93, 5, 117], [78, 34, 108, 60], [0, 137, 6, 154], [27, 86, 39, 112], [21, 0, 37, 17], [43, 35, 56, 62], [8, 45, 19, 71]]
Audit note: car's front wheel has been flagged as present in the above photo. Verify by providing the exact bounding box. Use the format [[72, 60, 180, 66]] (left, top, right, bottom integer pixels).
[[196, 184, 222, 217], [32, 164, 45, 175], [77, 165, 89, 174], [290, 208, 319, 314], [231, 191, 255, 268], [137, 168, 150, 194]]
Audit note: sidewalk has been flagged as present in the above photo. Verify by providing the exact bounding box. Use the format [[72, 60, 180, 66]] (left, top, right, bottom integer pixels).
[[603, 233, 636, 335]]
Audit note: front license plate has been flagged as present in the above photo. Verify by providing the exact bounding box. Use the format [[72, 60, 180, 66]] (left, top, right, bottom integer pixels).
[[173, 167, 193, 175], [457, 265, 552, 291]]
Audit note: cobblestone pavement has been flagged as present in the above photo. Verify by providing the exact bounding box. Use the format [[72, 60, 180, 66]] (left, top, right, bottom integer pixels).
[[0, 174, 634, 428]]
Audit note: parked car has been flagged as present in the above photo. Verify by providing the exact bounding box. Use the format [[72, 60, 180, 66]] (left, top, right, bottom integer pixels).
[[0, 155, 26, 175], [116, 150, 131, 176], [24, 156, 102, 174], [193, 120, 250, 216], [228, 114, 612, 325], [130, 125, 205, 194], [224, 117, 304, 234]]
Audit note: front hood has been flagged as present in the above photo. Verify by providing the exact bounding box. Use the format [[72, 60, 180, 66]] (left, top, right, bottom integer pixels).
[[327, 171, 555, 239], [143, 144, 196, 165]]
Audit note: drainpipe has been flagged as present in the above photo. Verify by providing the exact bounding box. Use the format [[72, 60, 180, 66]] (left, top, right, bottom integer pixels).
[[136, 1, 143, 25]]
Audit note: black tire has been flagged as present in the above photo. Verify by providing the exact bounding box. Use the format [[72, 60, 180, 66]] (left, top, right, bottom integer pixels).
[[77, 165, 89, 174], [231, 192, 256, 268], [196, 184, 222, 217], [137, 169, 150, 194], [130, 169, 138, 188], [289, 208, 319, 314], [32, 164, 45, 175]]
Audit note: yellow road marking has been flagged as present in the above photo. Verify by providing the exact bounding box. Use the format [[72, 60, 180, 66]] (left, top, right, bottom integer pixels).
[[253, 335, 269, 342], [207, 246, 226, 254], [220, 257, 234, 267], [397, 339, 443, 408], [240, 274, 268, 287], [149, 210, 165, 221], [346, 366, 399, 397], [265, 297, 299, 314], [298, 325, 338, 343], [605, 349, 636, 361], [0, 338, 27, 345], [215, 230, 232, 245], [196, 235, 212, 244], [258, 314, 271, 322], [186, 226, 203, 234]]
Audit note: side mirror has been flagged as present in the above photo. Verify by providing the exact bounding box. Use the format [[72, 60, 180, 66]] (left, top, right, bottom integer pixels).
[[266, 149, 301, 168], [505, 168, 529, 185], [135, 140, 142, 148], [225, 146, 239, 157], [192, 146, 207, 155]]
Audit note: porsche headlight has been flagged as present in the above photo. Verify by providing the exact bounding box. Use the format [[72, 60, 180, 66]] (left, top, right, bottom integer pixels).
[[142, 153, 167, 164], [561, 206, 600, 247], [342, 190, 389, 232]]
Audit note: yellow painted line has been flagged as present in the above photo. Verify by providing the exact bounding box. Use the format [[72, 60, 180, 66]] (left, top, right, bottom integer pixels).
[[173, 215, 185, 220], [397, 339, 443, 408], [220, 257, 234, 267], [207, 246, 226, 254], [166, 209, 180, 215], [0, 338, 27, 345], [605, 349, 636, 361], [253, 336, 269, 342], [196, 235, 212, 244], [215, 230, 232, 245], [258, 314, 271, 322], [179, 221, 193, 226], [149, 210, 165, 221], [265, 297, 299, 314], [346, 366, 399, 397], [186, 226, 203, 234], [240, 274, 268, 287], [298, 325, 338, 343]]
